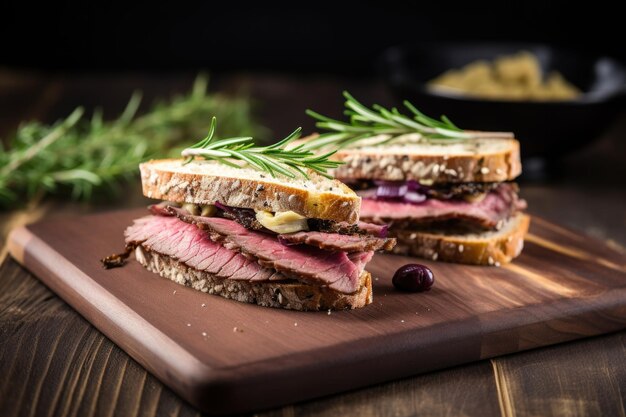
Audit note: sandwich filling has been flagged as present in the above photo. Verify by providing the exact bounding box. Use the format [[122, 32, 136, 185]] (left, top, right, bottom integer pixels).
[[123, 202, 395, 294], [352, 181, 526, 234]]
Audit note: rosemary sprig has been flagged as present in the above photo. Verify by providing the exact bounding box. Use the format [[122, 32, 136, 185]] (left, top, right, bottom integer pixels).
[[181, 117, 343, 179], [0, 75, 267, 209], [302, 91, 512, 150]]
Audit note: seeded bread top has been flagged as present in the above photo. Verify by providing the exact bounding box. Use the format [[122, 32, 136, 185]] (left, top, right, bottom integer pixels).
[[140, 159, 362, 224], [323, 135, 522, 184]]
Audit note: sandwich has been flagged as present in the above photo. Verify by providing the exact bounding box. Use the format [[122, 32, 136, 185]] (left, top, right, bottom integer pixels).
[[104, 118, 395, 310], [303, 92, 529, 266]]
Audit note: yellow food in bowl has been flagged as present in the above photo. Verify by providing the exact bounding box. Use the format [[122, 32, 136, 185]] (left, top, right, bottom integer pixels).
[[428, 51, 581, 101]]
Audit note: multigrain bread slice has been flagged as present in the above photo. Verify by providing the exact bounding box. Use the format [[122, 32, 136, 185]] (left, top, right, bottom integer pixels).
[[385, 213, 530, 265], [140, 159, 361, 224], [325, 135, 522, 184], [135, 246, 373, 310]]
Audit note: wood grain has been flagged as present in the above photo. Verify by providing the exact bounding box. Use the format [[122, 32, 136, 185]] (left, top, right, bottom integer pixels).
[[257, 362, 503, 417], [0, 259, 202, 417], [2, 71, 626, 417], [5, 208, 626, 414], [490, 333, 626, 417]]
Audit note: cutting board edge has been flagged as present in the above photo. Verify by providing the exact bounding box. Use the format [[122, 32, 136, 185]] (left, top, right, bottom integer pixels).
[[7, 226, 227, 408]]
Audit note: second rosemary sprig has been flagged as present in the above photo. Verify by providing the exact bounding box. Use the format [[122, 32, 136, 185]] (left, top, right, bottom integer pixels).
[[181, 117, 343, 179], [302, 91, 513, 150]]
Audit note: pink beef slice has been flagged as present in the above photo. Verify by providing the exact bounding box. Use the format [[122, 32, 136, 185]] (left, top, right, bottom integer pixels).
[[359, 183, 527, 229], [160, 204, 394, 253], [165, 207, 369, 293], [127, 214, 372, 294], [125, 216, 284, 282], [277, 231, 395, 252]]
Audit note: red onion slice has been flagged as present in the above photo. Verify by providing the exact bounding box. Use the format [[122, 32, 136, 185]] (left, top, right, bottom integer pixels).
[[407, 180, 430, 193], [376, 183, 408, 198], [359, 182, 429, 205]]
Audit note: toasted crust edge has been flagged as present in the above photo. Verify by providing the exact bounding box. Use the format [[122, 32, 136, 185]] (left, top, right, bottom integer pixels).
[[373, 213, 530, 265], [139, 159, 361, 224], [135, 246, 373, 311], [331, 140, 522, 183]]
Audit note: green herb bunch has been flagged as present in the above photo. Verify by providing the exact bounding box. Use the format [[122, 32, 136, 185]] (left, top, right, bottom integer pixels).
[[0, 76, 267, 209]]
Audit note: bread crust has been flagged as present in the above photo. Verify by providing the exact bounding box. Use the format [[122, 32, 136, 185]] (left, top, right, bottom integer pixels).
[[374, 213, 530, 265], [331, 139, 522, 184], [135, 246, 373, 311], [140, 159, 361, 224]]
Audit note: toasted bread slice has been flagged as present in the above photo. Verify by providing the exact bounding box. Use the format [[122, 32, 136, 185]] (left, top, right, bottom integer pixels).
[[378, 213, 530, 265], [326, 136, 521, 184], [140, 159, 361, 224], [135, 246, 373, 311]]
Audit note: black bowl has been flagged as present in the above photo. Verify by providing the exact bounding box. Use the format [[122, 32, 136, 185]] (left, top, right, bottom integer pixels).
[[380, 43, 626, 159]]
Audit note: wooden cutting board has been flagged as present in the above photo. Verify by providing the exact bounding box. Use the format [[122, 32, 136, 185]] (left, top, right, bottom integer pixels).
[[7, 208, 626, 415]]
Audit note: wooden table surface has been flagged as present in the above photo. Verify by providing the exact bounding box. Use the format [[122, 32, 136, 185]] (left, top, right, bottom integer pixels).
[[1, 71, 625, 417]]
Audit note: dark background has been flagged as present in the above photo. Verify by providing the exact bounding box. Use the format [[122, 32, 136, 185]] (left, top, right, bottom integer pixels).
[[1, 1, 625, 186], [1, 2, 624, 74]]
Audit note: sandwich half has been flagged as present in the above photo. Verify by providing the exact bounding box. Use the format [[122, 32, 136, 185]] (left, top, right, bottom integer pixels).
[[331, 138, 529, 265], [304, 92, 529, 266], [120, 159, 395, 310]]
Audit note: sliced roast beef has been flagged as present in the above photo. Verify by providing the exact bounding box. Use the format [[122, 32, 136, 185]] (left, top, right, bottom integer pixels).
[[278, 231, 395, 252], [348, 251, 374, 274], [216, 206, 388, 238], [355, 221, 388, 237], [168, 205, 394, 253], [125, 216, 286, 282], [359, 183, 526, 230], [151, 201, 389, 238], [305, 218, 388, 237], [217, 208, 389, 238], [165, 206, 369, 293], [149, 203, 174, 216]]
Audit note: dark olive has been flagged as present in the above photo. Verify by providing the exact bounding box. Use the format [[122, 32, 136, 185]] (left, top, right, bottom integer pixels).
[[392, 264, 434, 292]]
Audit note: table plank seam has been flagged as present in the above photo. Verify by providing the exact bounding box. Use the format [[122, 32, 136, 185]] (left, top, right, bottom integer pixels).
[[491, 359, 515, 417]]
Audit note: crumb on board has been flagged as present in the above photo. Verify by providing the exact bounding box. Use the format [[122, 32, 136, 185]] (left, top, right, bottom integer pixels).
[[173, 290, 177, 294], [202, 332, 207, 337], [327, 309, 332, 315], [201, 303, 206, 307], [233, 327, 243, 333], [294, 322, 298, 327], [186, 323, 191, 327]]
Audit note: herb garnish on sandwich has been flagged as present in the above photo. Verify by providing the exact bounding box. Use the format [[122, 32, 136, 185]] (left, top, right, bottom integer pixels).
[[304, 93, 529, 266], [106, 117, 395, 310]]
